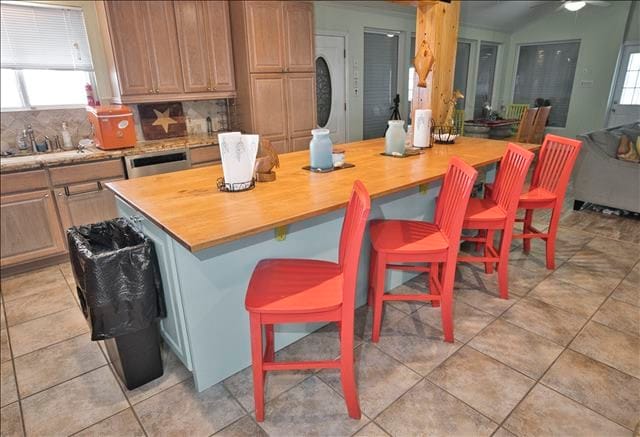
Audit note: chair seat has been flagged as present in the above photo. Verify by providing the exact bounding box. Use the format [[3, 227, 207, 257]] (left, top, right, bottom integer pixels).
[[463, 197, 507, 227], [245, 259, 343, 314], [370, 220, 449, 255], [519, 187, 556, 208]]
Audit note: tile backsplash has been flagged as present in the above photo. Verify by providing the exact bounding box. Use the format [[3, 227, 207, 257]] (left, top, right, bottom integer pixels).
[[1, 99, 231, 154]]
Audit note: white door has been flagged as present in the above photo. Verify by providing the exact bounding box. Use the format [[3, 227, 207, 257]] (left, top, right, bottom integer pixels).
[[315, 34, 346, 144], [607, 43, 640, 127]]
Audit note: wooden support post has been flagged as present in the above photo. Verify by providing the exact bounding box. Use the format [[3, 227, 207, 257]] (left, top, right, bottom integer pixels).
[[410, 1, 461, 127]]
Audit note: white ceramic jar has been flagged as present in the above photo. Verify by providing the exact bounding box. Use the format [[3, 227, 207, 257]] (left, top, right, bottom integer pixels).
[[385, 120, 406, 155]]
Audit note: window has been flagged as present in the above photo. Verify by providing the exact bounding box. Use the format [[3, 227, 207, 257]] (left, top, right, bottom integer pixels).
[[454, 41, 471, 111], [1, 2, 94, 110], [620, 53, 640, 105], [474, 43, 499, 119], [513, 41, 580, 127]]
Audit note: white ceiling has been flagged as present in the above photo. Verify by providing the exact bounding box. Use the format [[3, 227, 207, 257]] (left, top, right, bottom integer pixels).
[[459, 1, 560, 33]]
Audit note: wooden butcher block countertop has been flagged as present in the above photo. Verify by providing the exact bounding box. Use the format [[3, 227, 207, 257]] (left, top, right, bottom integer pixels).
[[107, 137, 540, 252]]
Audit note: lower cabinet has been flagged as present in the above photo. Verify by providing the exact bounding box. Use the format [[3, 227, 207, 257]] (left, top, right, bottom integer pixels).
[[54, 178, 123, 230], [117, 199, 193, 370], [0, 190, 66, 267]]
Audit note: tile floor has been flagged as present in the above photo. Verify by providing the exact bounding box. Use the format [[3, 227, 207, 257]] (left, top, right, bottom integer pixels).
[[1, 205, 639, 436]]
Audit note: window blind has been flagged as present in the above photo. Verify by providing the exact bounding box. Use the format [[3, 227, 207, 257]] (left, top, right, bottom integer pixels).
[[513, 41, 580, 127], [1, 2, 93, 71]]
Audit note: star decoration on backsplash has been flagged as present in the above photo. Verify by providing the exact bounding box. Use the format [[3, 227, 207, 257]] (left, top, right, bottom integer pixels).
[[152, 108, 177, 133]]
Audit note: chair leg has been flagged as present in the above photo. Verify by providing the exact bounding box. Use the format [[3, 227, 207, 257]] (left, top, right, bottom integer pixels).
[[523, 209, 533, 254], [440, 261, 455, 343], [249, 313, 266, 422], [484, 230, 495, 274], [371, 255, 386, 343], [430, 262, 440, 307], [339, 321, 361, 419], [265, 324, 275, 362], [545, 206, 562, 270], [367, 249, 377, 307], [497, 228, 512, 300]]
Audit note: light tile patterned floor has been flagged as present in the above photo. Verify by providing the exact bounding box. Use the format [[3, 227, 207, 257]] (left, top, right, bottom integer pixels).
[[1, 206, 639, 436]]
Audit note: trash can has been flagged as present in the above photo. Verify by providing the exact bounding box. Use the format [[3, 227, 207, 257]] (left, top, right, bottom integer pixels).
[[68, 217, 166, 390]]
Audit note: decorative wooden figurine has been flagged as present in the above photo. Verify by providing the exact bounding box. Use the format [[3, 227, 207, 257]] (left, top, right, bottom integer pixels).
[[444, 89, 464, 127], [254, 138, 280, 182], [414, 36, 435, 88]]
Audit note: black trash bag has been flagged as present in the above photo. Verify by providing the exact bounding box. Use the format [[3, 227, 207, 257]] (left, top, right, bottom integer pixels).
[[68, 217, 166, 341]]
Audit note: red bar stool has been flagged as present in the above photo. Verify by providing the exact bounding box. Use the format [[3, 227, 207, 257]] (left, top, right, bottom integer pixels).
[[486, 134, 582, 269], [368, 158, 478, 343], [459, 144, 534, 299], [244, 181, 371, 421]]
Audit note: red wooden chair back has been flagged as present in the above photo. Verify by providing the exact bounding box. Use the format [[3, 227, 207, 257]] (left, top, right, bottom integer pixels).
[[338, 180, 371, 315], [531, 134, 583, 200], [490, 144, 535, 215], [435, 157, 478, 246]]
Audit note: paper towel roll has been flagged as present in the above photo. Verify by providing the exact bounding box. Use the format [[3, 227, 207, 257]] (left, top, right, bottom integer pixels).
[[413, 109, 431, 148]]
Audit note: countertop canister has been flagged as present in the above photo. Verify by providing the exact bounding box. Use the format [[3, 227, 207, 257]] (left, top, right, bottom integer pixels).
[[385, 120, 406, 155], [309, 128, 333, 170], [413, 109, 431, 148]]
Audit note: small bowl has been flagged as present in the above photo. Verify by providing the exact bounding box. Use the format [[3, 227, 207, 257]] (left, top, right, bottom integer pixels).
[[332, 148, 345, 167]]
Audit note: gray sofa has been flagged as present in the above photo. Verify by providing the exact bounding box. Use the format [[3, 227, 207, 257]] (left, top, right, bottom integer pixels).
[[574, 122, 640, 213]]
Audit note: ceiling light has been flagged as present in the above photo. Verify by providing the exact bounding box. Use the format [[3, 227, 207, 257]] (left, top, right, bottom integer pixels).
[[564, 1, 586, 12], [386, 33, 397, 38]]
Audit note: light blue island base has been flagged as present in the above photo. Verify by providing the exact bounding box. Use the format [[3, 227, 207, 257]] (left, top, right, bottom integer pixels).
[[117, 165, 496, 392]]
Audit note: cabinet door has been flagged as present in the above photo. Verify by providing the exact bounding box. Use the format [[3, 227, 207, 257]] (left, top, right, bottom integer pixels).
[[1, 190, 66, 267], [283, 2, 314, 72], [250, 74, 288, 138], [286, 73, 316, 138], [54, 179, 122, 231], [174, 1, 210, 93], [290, 135, 311, 152], [204, 1, 235, 91], [245, 1, 285, 73], [106, 1, 155, 96], [265, 136, 288, 155], [143, 1, 184, 94]]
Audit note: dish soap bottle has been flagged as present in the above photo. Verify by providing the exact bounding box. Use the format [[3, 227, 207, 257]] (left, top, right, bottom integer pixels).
[[61, 122, 73, 150]]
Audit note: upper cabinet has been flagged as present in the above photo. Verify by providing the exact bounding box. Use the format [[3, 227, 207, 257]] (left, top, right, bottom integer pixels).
[[245, 1, 314, 74], [99, 0, 236, 103]]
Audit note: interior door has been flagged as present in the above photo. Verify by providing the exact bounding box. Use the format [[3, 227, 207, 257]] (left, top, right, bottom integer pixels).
[[607, 44, 640, 127], [315, 34, 346, 144]]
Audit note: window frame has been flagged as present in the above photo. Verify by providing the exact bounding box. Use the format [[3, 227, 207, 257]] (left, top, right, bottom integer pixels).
[[510, 39, 581, 129]]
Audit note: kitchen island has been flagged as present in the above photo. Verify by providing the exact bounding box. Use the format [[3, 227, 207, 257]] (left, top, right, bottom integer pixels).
[[107, 137, 539, 391]]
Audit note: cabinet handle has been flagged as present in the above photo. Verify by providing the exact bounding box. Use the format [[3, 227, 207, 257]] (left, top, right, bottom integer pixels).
[[155, 89, 160, 94], [149, 89, 154, 93], [62, 181, 103, 197], [44, 193, 49, 198]]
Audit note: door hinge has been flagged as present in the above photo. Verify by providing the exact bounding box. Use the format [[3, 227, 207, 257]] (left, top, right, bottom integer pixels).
[[344, 49, 346, 58]]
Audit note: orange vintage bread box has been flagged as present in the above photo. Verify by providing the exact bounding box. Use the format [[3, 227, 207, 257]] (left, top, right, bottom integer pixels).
[[87, 105, 136, 150]]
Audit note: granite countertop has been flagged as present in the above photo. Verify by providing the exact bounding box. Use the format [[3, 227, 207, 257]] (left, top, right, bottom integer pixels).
[[0, 134, 222, 173]]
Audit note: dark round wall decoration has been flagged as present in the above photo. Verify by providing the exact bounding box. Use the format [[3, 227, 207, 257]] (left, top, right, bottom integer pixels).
[[315, 56, 332, 128]]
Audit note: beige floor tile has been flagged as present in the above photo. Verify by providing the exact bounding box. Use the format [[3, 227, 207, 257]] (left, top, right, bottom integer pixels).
[[469, 319, 564, 379], [353, 305, 406, 342], [4, 287, 76, 327], [501, 297, 587, 346], [354, 422, 389, 437], [1, 362, 18, 408], [275, 324, 354, 364], [385, 281, 429, 315], [8, 307, 88, 357], [14, 333, 105, 398], [455, 262, 549, 297], [0, 402, 24, 437], [570, 321, 640, 379], [592, 298, 640, 337], [0, 303, 5, 331], [135, 379, 244, 436], [492, 427, 517, 437], [21, 366, 128, 436], [504, 384, 630, 437], [611, 264, 640, 307], [376, 379, 497, 436], [427, 346, 534, 422], [0, 266, 68, 303], [541, 349, 640, 430], [551, 261, 626, 294], [75, 409, 144, 437], [527, 277, 609, 318], [585, 237, 640, 265], [0, 330, 10, 363], [256, 376, 367, 436], [412, 300, 495, 342], [59, 263, 76, 286], [375, 316, 461, 376], [453, 287, 518, 317], [214, 416, 267, 437], [560, 209, 640, 244], [318, 343, 421, 418], [121, 346, 191, 405], [569, 247, 637, 279]]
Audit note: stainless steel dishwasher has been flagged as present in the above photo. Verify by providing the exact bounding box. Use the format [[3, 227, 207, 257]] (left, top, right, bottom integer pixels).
[[124, 148, 191, 178]]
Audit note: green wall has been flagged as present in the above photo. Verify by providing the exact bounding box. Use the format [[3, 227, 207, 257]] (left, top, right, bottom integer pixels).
[[498, 1, 632, 137], [625, 1, 640, 43], [314, 1, 416, 142]]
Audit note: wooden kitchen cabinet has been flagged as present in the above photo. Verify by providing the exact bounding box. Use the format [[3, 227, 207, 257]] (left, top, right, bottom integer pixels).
[[54, 179, 123, 230], [244, 1, 286, 73], [190, 145, 221, 168], [283, 2, 315, 72], [250, 74, 288, 139], [286, 73, 316, 137], [0, 190, 66, 268], [174, 1, 235, 94]]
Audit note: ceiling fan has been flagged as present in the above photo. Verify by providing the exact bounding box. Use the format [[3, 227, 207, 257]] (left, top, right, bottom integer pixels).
[[531, 1, 610, 12]]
